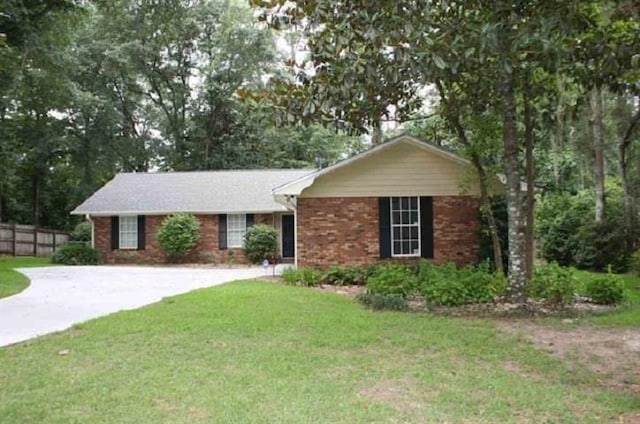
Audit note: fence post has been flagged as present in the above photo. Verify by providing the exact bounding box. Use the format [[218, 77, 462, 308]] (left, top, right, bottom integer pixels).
[[53, 232, 57, 252], [12, 223, 17, 256]]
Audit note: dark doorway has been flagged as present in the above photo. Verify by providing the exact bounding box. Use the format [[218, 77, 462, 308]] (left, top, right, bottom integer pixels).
[[282, 215, 295, 258]]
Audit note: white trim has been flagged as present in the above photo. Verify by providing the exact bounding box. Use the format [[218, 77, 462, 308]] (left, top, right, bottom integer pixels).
[[273, 134, 473, 197], [86, 214, 95, 249]]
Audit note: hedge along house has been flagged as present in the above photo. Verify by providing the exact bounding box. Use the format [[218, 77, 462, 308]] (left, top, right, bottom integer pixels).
[[72, 134, 493, 266]]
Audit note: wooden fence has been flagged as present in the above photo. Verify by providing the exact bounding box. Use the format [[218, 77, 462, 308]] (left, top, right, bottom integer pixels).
[[0, 223, 69, 257]]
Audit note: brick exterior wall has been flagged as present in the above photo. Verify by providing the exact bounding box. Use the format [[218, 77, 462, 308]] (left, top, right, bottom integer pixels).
[[297, 197, 380, 268], [93, 213, 274, 265], [296, 196, 480, 268]]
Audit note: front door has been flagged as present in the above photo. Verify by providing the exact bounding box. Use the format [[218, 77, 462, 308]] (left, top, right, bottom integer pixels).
[[281, 215, 295, 258]]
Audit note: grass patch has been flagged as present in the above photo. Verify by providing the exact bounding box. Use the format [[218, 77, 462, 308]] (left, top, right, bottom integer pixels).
[[0, 281, 636, 423], [0, 257, 51, 299], [575, 270, 640, 326]]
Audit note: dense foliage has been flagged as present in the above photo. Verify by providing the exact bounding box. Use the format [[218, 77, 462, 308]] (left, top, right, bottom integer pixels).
[[243, 224, 278, 264], [70, 221, 92, 243], [583, 271, 626, 305], [537, 182, 634, 272], [156, 214, 201, 259], [528, 263, 577, 305], [51, 244, 100, 265]]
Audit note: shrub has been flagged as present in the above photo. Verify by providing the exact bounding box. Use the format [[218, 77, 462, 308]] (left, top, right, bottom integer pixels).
[[281, 267, 323, 287], [582, 270, 626, 305], [366, 265, 417, 297], [417, 261, 506, 306], [321, 265, 370, 286], [70, 221, 92, 243], [356, 293, 407, 311], [156, 214, 201, 259], [528, 263, 576, 305], [51, 243, 100, 265], [243, 224, 278, 264]]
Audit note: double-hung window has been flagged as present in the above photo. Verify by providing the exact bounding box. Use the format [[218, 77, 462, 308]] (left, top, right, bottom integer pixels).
[[227, 214, 247, 248], [390, 197, 420, 257], [119, 216, 138, 249]]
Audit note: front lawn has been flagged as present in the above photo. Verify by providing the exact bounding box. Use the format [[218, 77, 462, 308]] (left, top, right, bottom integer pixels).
[[0, 281, 636, 423], [0, 257, 51, 299]]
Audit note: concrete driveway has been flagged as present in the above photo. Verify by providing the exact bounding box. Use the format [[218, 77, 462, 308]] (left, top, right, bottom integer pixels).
[[0, 265, 283, 347]]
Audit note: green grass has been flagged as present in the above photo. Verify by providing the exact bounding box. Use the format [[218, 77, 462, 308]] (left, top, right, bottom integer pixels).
[[1, 282, 636, 423], [0, 257, 52, 299], [574, 270, 640, 326]]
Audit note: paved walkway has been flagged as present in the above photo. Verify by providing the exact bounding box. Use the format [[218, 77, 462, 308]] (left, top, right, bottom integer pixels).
[[0, 265, 282, 347]]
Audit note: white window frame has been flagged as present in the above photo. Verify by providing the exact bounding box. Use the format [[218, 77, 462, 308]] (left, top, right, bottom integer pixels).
[[227, 214, 247, 248], [390, 197, 421, 257], [119, 215, 138, 250]]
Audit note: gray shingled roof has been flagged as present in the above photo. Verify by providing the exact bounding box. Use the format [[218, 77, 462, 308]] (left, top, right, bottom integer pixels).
[[71, 169, 314, 215]]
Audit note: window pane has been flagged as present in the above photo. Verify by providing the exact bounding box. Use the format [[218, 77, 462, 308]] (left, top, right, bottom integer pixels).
[[401, 227, 410, 239], [401, 197, 409, 209], [392, 211, 400, 225], [411, 240, 419, 253], [393, 241, 401, 255], [401, 211, 409, 224], [119, 216, 138, 249], [227, 214, 246, 248], [402, 241, 410, 254], [391, 197, 400, 209], [410, 211, 419, 224], [410, 197, 418, 209], [393, 227, 401, 240], [410, 226, 419, 239]]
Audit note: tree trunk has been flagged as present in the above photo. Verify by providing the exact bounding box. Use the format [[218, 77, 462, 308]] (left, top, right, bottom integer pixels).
[[32, 173, 41, 227], [502, 73, 526, 303], [523, 78, 535, 282], [552, 75, 564, 188], [589, 86, 606, 223], [618, 98, 640, 249], [371, 119, 383, 145]]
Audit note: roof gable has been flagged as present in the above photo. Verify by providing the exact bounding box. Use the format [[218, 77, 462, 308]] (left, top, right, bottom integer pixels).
[[273, 134, 478, 197]]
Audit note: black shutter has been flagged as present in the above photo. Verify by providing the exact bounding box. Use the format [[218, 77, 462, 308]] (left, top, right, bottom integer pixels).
[[420, 197, 434, 259], [110, 216, 119, 250], [137, 215, 146, 250], [378, 197, 391, 259], [246, 214, 254, 228], [218, 214, 227, 250]]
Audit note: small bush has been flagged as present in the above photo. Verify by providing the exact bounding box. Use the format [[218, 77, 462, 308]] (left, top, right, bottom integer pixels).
[[366, 265, 417, 297], [417, 261, 506, 306], [156, 214, 201, 259], [51, 243, 100, 265], [70, 221, 92, 242], [281, 267, 323, 287], [244, 224, 278, 264], [583, 270, 626, 305], [322, 265, 370, 286], [528, 263, 576, 305], [356, 293, 407, 311]]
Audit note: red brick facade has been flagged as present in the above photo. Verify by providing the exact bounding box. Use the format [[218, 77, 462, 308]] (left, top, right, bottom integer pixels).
[[296, 196, 480, 268], [93, 214, 274, 265], [92, 196, 480, 266]]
